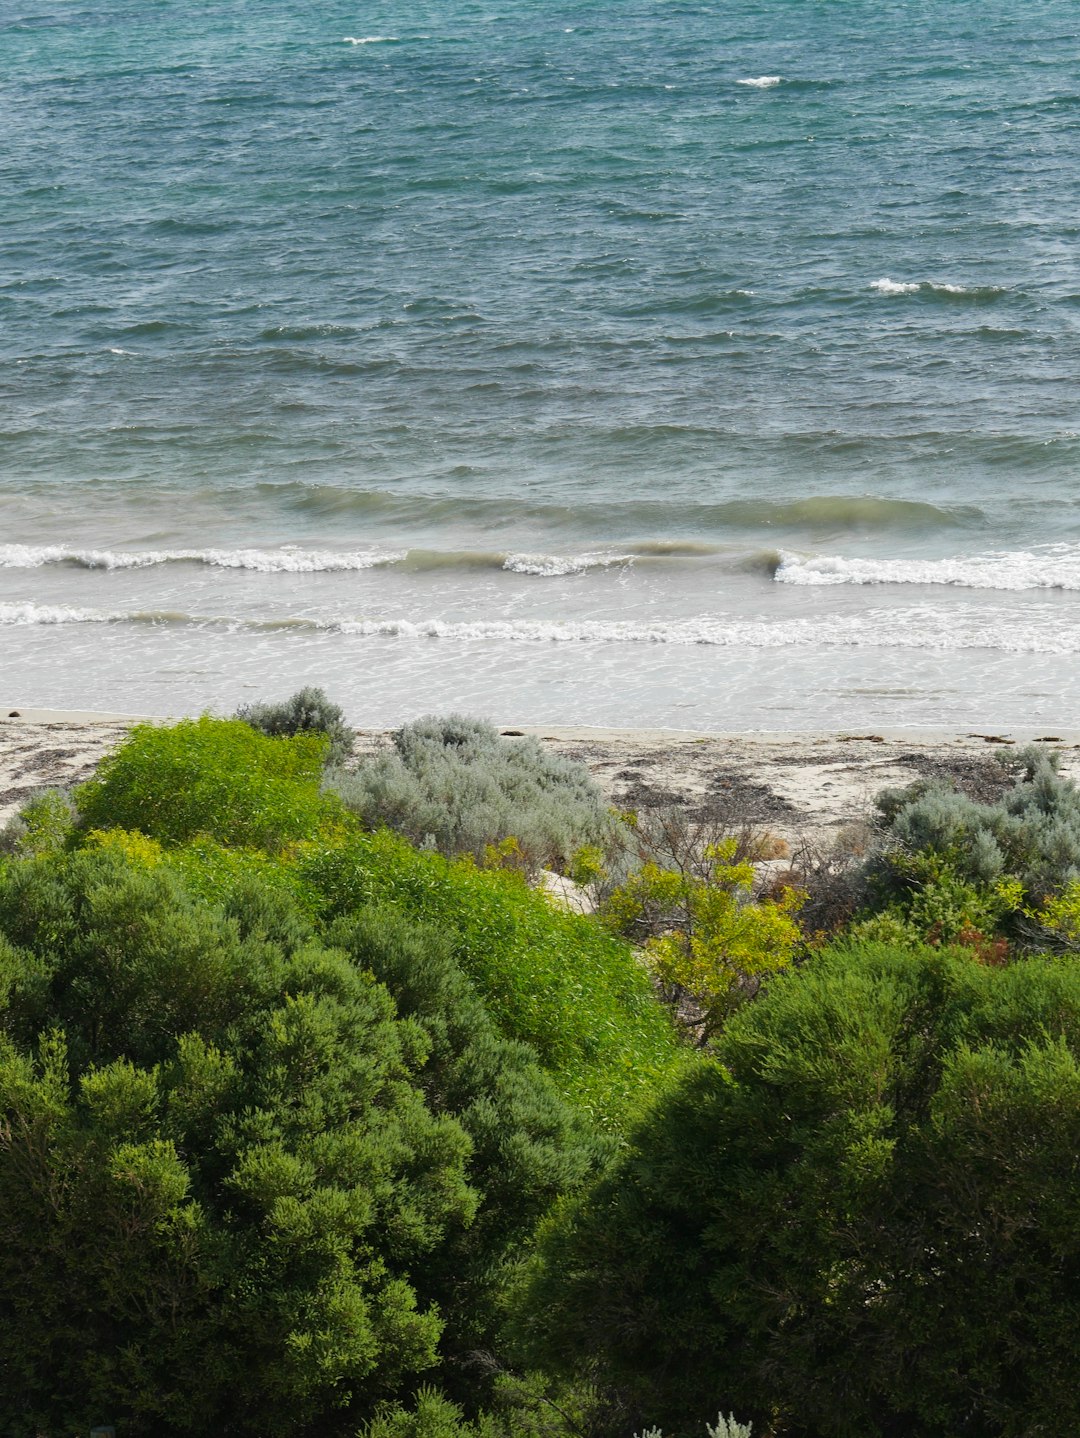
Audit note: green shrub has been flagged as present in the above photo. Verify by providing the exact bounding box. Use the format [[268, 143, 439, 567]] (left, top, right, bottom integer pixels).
[[75, 716, 337, 852], [237, 685, 355, 766], [360, 1387, 500, 1437], [0, 847, 476, 1438], [0, 787, 76, 858], [327, 716, 616, 876], [521, 939, 1080, 1437], [300, 828, 689, 1126], [331, 907, 610, 1401]]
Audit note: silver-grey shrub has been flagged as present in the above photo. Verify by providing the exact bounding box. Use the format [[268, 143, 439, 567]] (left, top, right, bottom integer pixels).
[[875, 746, 1080, 896], [236, 686, 354, 765], [326, 714, 615, 875], [633, 1416, 751, 1438]]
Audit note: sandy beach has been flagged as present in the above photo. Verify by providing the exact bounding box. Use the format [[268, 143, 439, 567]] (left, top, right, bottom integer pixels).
[[4, 707, 1079, 845]]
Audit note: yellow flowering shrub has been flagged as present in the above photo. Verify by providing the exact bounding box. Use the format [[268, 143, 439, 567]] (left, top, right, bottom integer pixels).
[[605, 838, 804, 1041]]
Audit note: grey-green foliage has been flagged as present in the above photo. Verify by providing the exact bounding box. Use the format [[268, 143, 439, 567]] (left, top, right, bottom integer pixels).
[[634, 1417, 750, 1438], [327, 715, 615, 874], [0, 787, 76, 858], [236, 685, 354, 765], [706, 1417, 752, 1438], [875, 746, 1080, 897]]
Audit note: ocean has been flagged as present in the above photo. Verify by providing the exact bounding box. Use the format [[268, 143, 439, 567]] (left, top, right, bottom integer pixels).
[[3, 0, 1080, 730]]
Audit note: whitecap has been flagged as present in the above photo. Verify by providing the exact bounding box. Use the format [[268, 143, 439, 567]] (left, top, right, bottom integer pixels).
[[870, 278, 920, 295], [775, 544, 1080, 592], [737, 75, 781, 87], [502, 551, 630, 577], [0, 601, 112, 625], [343, 35, 398, 45]]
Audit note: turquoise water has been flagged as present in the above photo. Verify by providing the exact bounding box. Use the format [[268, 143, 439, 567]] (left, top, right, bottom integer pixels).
[[3, 1, 1080, 727]]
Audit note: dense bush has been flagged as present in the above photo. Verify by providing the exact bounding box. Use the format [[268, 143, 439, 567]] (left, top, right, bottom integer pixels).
[[521, 939, 1080, 1437], [0, 848, 477, 1437], [300, 827, 689, 1124], [75, 716, 337, 851], [331, 907, 609, 1398], [237, 685, 355, 766], [327, 716, 616, 875]]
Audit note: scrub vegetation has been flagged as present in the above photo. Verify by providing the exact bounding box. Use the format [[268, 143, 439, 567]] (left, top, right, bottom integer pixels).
[[2, 696, 1079, 1437]]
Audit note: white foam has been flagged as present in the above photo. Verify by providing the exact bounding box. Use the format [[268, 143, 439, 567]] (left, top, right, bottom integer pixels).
[[870, 278, 986, 296], [0, 544, 403, 573], [319, 607, 1080, 655], [197, 547, 404, 573], [737, 75, 781, 87], [3, 600, 1078, 653], [776, 544, 1080, 592], [870, 278, 920, 295], [502, 551, 630, 577], [0, 602, 111, 625], [343, 35, 397, 44]]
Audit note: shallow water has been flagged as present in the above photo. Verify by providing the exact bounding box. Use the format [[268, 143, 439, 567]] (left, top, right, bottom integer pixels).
[[3, 1, 1080, 727]]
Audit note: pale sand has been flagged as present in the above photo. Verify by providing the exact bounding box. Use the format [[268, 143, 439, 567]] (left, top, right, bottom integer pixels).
[[4, 707, 1080, 844]]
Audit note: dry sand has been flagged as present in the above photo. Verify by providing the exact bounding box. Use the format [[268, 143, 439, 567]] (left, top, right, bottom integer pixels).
[[4, 707, 1080, 844]]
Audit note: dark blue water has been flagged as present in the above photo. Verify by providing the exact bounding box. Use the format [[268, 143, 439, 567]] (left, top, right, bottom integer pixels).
[[3, 1, 1080, 727]]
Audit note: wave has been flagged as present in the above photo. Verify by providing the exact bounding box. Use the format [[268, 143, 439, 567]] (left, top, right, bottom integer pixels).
[[776, 544, 1080, 591], [261, 483, 983, 534], [3, 602, 1076, 655], [343, 35, 398, 45], [0, 544, 404, 574], [870, 277, 1006, 303], [0, 543, 637, 578], [737, 76, 781, 87]]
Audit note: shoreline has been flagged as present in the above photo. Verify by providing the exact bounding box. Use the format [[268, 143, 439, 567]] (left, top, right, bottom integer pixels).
[[4, 708, 1080, 842]]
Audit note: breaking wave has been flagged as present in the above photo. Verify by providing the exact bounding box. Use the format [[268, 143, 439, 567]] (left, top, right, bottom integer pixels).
[[776, 544, 1080, 591]]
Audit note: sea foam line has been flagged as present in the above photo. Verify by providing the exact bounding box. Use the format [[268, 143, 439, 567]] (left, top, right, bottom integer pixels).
[[776, 545, 1080, 591], [0, 543, 632, 577], [0, 544, 404, 573], [3, 602, 1078, 654]]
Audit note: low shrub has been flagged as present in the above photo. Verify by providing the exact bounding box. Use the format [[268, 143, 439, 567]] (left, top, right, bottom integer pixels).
[[327, 716, 617, 876], [603, 835, 803, 1043], [75, 716, 338, 852], [300, 827, 689, 1125], [0, 787, 76, 858], [874, 745, 1080, 900], [236, 685, 354, 765], [854, 747, 1080, 952]]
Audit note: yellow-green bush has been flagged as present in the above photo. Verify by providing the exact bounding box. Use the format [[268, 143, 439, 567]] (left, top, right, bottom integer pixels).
[[75, 716, 339, 852]]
